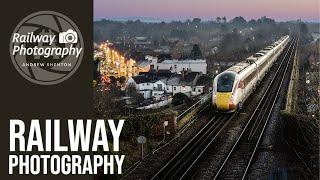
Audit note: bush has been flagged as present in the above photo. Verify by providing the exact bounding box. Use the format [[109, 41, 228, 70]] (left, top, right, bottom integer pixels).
[[172, 93, 193, 106]]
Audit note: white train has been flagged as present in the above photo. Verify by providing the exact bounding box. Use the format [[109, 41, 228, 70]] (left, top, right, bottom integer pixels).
[[212, 35, 290, 112]]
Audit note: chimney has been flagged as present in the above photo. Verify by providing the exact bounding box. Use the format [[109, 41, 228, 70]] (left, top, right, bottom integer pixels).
[[182, 69, 185, 79]]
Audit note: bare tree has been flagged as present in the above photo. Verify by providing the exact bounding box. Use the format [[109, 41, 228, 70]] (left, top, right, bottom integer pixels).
[[222, 16, 227, 23], [216, 17, 221, 23]]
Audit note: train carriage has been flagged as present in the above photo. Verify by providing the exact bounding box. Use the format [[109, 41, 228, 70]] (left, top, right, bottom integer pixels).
[[212, 35, 290, 112]]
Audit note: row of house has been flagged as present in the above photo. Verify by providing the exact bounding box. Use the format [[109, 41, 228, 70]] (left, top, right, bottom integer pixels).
[[154, 59, 207, 74], [126, 70, 211, 100], [138, 55, 207, 74]]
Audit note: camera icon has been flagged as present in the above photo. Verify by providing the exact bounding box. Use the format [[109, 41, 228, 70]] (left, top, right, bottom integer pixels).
[[59, 29, 78, 43]]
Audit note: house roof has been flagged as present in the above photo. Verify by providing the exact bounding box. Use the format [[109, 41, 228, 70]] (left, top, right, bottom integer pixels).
[[161, 59, 206, 64], [132, 75, 150, 84], [196, 74, 212, 86], [167, 76, 181, 85], [157, 54, 172, 62], [137, 60, 151, 68], [166, 72, 200, 86], [181, 72, 199, 84], [138, 69, 157, 81], [157, 69, 173, 78], [158, 78, 168, 84]]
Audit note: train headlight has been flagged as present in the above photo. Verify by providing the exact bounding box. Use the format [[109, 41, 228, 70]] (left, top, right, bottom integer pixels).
[[229, 102, 236, 110], [212, 93, 216, 104]]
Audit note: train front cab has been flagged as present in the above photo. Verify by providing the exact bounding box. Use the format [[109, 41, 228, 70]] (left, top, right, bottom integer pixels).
[[213, 72, 238, 112]]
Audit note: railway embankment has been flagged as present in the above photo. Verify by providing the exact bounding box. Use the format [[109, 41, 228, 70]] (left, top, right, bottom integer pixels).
[[284, 39, 299, 113]]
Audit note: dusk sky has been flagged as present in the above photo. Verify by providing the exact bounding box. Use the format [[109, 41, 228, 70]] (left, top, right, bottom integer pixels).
[[94, 0, 319, 22]]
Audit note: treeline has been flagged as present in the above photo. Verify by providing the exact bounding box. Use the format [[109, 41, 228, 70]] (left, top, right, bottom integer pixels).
[[94, 16, 285, 43]]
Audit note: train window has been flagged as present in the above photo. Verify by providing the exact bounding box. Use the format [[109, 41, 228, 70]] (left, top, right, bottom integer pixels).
[[253, 53, 263, 58], [244, 69, 257, 85], [217, 72, 235, 92], [259, 61, 266, 71]]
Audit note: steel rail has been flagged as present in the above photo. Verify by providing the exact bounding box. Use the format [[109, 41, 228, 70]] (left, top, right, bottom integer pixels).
[[241, 38, 297, 180], [213, 38, 297, 180], [151, 115, 220, 179]]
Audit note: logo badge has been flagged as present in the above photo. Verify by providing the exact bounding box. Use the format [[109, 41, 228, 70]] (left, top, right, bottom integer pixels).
[[9, 11, 84, 85]]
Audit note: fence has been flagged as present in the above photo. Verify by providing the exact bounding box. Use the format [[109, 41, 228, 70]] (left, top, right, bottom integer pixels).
[[137, 98, 172, 110]]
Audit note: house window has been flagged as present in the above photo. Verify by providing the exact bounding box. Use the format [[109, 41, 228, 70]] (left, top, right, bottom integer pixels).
[[198, 89, 201, 92], [147, 83, 150, 85], [173, 87, 176, 91], [157, 84, 162, 90], [174, 65, 177, 69], [193, 88, 196, 92]]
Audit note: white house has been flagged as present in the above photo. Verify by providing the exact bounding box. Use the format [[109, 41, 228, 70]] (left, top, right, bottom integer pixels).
[[153, 80, 166, 91], [153, 59, 207, 74], [126, 76, 152, 99], [139, 89, 152, 99], [172, 85, 193, 96], [166, 72, 201, 97], [166, 76, 180, 94], [191, 86, 205, 96], [145, 55, 207, 74], [127, 70, 210, 100], [137, 81, 153, 91], [126, 76, 168, 100], [126, 77, 137, 88], [145, 55, 158, 63], [152, 80, 167, 100]]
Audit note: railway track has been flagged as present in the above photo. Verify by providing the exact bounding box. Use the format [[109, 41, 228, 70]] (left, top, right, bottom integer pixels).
[[147, 38, 297, 180], [151, 113, 236, 180], [123, 97, 213, 178], [213, 38, 298, 180]]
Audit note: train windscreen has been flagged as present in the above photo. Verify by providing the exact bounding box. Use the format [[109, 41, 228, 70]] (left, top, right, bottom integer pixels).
[[217, 72, 235, 92]]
